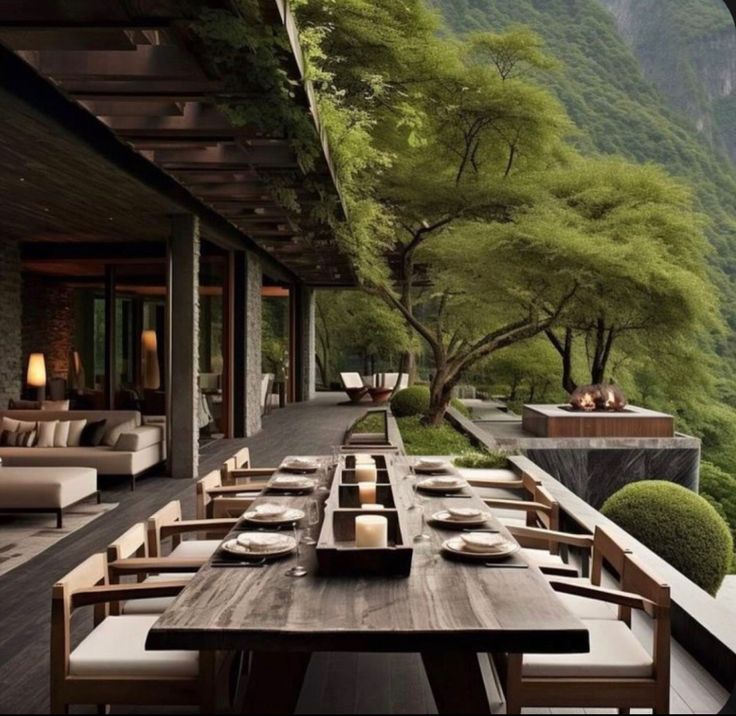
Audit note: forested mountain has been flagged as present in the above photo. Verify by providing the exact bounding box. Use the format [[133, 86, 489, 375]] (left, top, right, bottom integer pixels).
[[433, 0, 736, 353]]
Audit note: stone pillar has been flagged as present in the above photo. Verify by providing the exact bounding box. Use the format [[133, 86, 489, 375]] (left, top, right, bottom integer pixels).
[[167, 214, 200, 479], [233, 251, 262, 437], [0, 240, 21, 406], [295, 285, 316, 402]]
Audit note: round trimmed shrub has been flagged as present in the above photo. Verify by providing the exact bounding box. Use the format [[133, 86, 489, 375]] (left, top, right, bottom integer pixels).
[[699, 461, 736, 544], [601, 481, 733, 595], [390, 386, 430, 417], [389, 386, 472, 419]]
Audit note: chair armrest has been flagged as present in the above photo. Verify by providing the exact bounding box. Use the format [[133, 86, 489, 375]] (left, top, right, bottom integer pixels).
[[484, 498, 551, 513], [71, 580, 188, 609], [549, 579, 659, 617], [230, 468, 277, 479], [159, 518, 236, 540], [538, 564, 579, 578], [508, 525, 593, 549], [108, 557, 206, 576], [466, 478, 524, 489]]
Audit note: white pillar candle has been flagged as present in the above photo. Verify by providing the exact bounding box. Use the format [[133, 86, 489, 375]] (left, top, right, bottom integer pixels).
[[358, 481, 377, 504], [355, 515, 388, 548], [355, 454, 374, 463], [355, 463, 377, 482], [361, 503, 384, 511]]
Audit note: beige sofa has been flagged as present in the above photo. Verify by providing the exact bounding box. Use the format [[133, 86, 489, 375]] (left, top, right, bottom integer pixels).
[[0, 410, 165, 490]]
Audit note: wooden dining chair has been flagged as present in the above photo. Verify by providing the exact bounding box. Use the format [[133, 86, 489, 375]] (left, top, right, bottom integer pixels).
[[147, 500, 235, 560], [51, 553, 231, 713], [508, 525, 631, 620], [484, 482, 576, 576], [196, 465, 274, 520], [496, 550, 671, 714], [106, 522, 205, 616]]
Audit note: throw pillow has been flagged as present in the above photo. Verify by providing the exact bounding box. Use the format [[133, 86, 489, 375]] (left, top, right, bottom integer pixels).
[[54, 420, 71, 447], [8, 398, 40, 410], [0, 429, 16, 446], [1, 417, 37, 433], [17, 430, 36, 447], [41, 400, 70, 411], [103, 418, 137, 448], [37, 420, 58, 448], [80, 419, 107, 447], [66, 419, 87, 447]]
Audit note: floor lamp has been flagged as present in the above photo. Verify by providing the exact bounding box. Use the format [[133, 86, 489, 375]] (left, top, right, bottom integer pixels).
[[27, 352, 46, 402]]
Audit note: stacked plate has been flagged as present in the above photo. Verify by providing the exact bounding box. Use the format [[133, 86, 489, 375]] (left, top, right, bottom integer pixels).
[[221, 532, 297, 559], [417, 475, 466, 493], [442, 532, 518, 561], [431, 506, 488, 528], [414, 458, 452, 474], [242, 502, 305, 525], [281, 457, 319, 473], [269, 474, 316, 492]]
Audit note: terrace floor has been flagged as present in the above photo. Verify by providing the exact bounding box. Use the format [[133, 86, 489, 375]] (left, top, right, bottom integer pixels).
[[0, 392, 728, 713]]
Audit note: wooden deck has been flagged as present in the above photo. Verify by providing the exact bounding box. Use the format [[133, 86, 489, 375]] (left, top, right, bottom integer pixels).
[[0, 393, 728, 713]]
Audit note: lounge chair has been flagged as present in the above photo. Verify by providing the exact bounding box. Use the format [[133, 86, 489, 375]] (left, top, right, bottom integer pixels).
[[340, 372, 369, 403]]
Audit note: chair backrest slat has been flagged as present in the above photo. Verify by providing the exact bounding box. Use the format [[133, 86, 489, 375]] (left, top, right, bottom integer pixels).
[[106, 522, 148, 563], [147, 500, 182, 557], [196, 469, 223, 518]]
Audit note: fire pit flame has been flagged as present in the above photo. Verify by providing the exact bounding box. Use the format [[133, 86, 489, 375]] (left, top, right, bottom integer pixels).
[[568, 383, 627, 412]]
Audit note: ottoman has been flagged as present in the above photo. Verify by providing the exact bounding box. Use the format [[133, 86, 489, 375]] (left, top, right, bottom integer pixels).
[[0, 467, 99, 528]]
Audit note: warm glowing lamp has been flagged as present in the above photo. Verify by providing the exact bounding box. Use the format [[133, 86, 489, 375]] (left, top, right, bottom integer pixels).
[[27, 353, 46, 400], [141, 330, 160, 390]]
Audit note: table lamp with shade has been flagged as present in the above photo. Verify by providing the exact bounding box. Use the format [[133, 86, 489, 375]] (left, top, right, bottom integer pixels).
[[27, 352, 46, 401], [141, 329, 160, 390]]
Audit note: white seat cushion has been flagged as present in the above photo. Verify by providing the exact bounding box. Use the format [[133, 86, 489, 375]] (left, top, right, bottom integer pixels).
[[169, 539, 221, 560], [457, 468, 517, 483], [549, 577, 618, 620], [523, 548, 566, 568], [69, 615, 198, 677], [523, 619, 653, 678], [122, 573, 197, 615], [499, 515, 528, 529]]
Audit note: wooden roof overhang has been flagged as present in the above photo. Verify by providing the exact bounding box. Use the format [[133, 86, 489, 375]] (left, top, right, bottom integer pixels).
[[0, 0, 355, 287]]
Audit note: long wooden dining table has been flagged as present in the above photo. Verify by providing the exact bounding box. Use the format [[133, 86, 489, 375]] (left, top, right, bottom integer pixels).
[[146, 455, 589, 714]]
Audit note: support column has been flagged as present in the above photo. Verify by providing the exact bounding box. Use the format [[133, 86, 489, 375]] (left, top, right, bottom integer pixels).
[[233, 251, 262, 437], [294, 285, 316, 402], [167, 214, 200, 479]]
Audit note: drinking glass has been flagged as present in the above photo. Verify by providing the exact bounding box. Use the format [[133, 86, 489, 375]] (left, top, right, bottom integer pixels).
[[407, 467, 419, 510], [286, 523, 308, 577], [301, 499, 320, 545], [316, 456, 330, 494], [413, 497, 431, 543]]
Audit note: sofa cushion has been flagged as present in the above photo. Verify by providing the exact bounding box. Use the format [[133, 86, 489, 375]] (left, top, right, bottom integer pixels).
[[0, 466, 97, 509], [37, 420, 57, 448], [103, 418, 137, 448], [522, 619, 653, 678], [7, 398, 40, 410], [80, 419, 107, 447], [114, 425, 163, 452], [67, 419, 87, 447], [69, 615, 198, 677], [2, 417, 36, 433], [0, 429, 35, 447], [54, 420, 71, 447]]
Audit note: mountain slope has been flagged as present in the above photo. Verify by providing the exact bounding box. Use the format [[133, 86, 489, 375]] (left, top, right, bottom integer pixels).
[[433, 0, 736, 351]]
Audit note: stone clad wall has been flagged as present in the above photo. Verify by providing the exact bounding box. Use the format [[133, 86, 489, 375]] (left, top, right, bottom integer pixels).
[[0, 240, 21, 407], [21, 276, 74, 380], [245, 253, 262, 436]]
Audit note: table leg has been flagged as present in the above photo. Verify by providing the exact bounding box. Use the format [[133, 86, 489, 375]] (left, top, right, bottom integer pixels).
[[421, 651, 494, 714], [241, 651, 311, 714]]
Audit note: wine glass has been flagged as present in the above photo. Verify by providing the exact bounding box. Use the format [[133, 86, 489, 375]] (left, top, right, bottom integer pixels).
[[407, 467, 419, 510], [286, 523, 308, 577], [301, 499, 320, 546]]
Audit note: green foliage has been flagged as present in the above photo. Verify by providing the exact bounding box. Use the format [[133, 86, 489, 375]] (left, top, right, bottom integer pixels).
[[351, 412, 386, 434], [451, 400, 471, 418], [601, 481, 733, 595], [397, 416, 473, 455], [390, 387, 431, 418], [699, 461, 736, 546], [453, 451, 510, 469]]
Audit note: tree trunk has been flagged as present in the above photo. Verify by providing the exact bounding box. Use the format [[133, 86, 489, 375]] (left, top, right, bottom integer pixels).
[[400, 350, 416, 385], [426, 368, 454, 427]]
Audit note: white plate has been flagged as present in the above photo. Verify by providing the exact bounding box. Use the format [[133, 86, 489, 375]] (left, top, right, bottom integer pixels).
[[431, 510, 488, 527], [442, 536, 519, 561], [220, 535, 296, 559], [242, 507, 305, 524], [417, 477, 466, 493], [269, 476, 316, 492]]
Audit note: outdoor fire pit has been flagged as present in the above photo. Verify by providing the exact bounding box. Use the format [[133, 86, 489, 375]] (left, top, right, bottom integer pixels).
[[522, 384, 674, 439]]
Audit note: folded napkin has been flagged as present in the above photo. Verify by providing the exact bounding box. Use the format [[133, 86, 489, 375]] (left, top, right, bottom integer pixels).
[[427, 476, 462, 487], [460, 532, 507, 554], [237, 532, 290, 553], [283, 457, 318, 471], [253, 503, 288, 518], [447, 507, 482, 521], [416, 458, 449, 470], [272, 475, 311, 487]]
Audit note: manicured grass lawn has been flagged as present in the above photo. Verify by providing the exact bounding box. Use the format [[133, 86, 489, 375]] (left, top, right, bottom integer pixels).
[[352, 412, 386, 433], [397, 415, 473, 455]]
